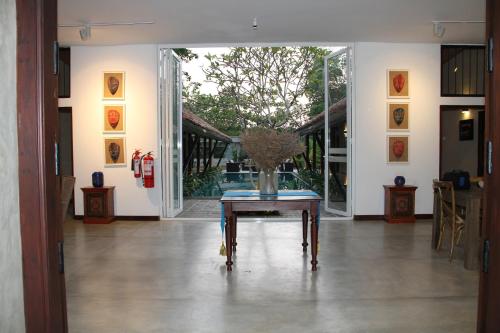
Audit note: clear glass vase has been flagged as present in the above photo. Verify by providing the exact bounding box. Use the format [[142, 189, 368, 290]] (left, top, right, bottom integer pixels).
[[259, 168, 278, 195]]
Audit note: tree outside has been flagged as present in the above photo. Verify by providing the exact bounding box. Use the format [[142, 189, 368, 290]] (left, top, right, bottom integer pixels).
[[181, 46, 346, 135]]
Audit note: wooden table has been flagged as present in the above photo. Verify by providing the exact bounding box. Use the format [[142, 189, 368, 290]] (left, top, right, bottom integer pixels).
[[220, 190, 322, 271], [432, 186, 483, 270]]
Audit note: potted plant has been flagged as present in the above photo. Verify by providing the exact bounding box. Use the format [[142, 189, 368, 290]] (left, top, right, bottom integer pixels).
[[240, 128, 304, 195]]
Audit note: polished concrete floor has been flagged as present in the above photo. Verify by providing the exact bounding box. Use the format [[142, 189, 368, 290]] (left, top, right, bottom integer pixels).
[[64, 219, 479, 333]]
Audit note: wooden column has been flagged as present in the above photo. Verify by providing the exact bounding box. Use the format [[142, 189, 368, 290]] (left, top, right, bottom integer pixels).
[[208, 138, 213, 167], [312, 133, 317, 171], [203, 137, 207, 172], [196, 135, 201, 173], [305, 135, 310, 163]]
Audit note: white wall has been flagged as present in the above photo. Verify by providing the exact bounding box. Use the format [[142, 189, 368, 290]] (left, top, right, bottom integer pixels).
[[60, 45, 161, 216], [353, 42, 484, 215], [0, 0, 26, 331], [61, 42, 485, 217]]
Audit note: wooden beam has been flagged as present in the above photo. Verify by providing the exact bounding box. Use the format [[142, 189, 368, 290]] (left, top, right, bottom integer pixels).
[[216, 143, 229, 167], [183, 134, 199, 174], [203, 140, 218, 174], [302, 152, 312, 171]]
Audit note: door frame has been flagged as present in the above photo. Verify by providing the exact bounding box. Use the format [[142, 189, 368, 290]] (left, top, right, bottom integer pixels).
[[438, 104, 485, 178], [477, 0, 500, 331], [17, 0, 68, 331], [324, 47, 354, 217]]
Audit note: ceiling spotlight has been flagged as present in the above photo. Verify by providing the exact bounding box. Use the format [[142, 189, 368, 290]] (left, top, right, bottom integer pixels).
[[433, 22, 445, 38], [252, 17, 258, 30], [79, 24, 91, 41]]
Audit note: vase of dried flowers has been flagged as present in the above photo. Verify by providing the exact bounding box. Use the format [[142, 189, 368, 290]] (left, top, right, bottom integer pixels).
[[258, 168, 279, 195], [240, 128, 304, 195]]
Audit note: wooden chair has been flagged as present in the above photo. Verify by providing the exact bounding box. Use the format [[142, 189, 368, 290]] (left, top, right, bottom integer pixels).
[[60, 176, 76, 223], [433, 179, 465, 262]]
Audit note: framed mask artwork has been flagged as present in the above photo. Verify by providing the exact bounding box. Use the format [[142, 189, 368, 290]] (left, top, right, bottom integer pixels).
[[103, 105, 125, 133], [387, 135, 409, 163], [387, 103, 409, 131], [387, 69, 409, 99], [103, 71, 125, 100], [104, 137, 126, 166]]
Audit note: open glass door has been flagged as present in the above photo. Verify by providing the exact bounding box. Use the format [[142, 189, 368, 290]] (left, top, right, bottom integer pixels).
[[160, 49, 183, 218], [324, 47, 352, 216]]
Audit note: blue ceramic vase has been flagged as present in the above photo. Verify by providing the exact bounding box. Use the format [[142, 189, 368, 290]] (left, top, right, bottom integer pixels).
[[92, 172, 104, 188], [394, 176, 406, 187]]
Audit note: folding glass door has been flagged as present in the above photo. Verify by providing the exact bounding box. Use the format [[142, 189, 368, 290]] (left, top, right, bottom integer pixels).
[[160, 49, 183, 217], [324, 48, 352, 216]]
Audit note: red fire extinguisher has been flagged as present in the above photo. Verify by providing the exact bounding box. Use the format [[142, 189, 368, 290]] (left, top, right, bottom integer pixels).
[[142, 152, 154, 188], [131, 149, 142, 178]]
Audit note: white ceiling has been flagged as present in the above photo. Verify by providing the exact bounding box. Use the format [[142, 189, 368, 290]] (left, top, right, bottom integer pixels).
[[58, 0, 486, 46]]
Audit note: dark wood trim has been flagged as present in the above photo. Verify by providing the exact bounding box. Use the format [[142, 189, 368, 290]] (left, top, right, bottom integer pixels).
[[478, 111, 486, 177], [17, 0, 68, 331], [439, 105, 485, 178], [74, 215, 160, 221], [415, 214, 434, 219], [354, 214, 433, 221], [477, 1, 500, 331], [57, 47, 70, 98], [353, 215, 384, 221]]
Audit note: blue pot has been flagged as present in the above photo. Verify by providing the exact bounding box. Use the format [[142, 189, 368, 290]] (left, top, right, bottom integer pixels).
[[92, 172, 104, 188], [394, 176, 406, 186]]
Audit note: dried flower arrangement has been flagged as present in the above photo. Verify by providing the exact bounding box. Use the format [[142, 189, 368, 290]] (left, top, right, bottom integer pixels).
[[240, 128, 304, 171]]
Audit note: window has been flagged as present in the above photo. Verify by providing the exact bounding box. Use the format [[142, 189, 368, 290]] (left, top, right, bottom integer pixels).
[[441, 45, 485, 97]]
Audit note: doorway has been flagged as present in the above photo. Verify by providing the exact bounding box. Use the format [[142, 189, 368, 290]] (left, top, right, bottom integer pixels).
[[439, 105, 485, 179], [158, 45, 354, 219], [58, 107, 75, 217]]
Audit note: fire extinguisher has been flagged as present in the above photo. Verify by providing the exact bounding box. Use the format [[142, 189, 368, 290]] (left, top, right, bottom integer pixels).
[[142, 152, 154, 188], [131, 149, 142, 178]]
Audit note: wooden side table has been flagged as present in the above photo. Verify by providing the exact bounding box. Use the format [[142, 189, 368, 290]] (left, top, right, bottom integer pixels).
[[81, 186, 115, 224], [383, 185, 417, 223]]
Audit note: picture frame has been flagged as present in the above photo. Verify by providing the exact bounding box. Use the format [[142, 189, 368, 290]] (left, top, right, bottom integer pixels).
[[103, 105, 126, 133], [459, 119, 474, 141], [387, 102, 410, 131], [387, 69, 410, 99], [104, 137, 127, 167], [387, 135, 409, 163], [103, 71, 125, 100]]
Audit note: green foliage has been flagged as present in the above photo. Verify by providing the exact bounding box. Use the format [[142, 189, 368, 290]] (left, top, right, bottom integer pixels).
[[183, 46, 347, 135], [183, 167, 222, 197], [297, 169, 324, 196], [173, 48, 198, 62]]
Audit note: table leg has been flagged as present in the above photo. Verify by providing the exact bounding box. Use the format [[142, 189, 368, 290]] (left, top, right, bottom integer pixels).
[[310, 208, 319, 271], [432, 191, 440, 249], [464, 198, 481, 270], [232, 213, 238, 252], [302, 210, 308, 252], [225, 215, 233, 271]]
